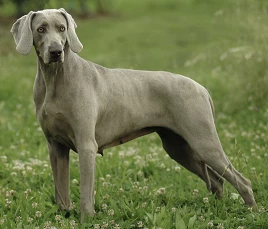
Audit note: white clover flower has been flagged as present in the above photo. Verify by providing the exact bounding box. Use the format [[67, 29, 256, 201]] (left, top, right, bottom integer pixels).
[[5, 191, 10, 198], [157, 187, 166, 195], [27, 217, 33, 223], [124, 161, 130, 166], [133, 182, 139, 189], [118, 151, 125, 158], [108, 209, 114, 216], [137, 170, 143, 177], [137, 221, 143, 228], [72, 179, 79, 185], [207, 221, 213, 228], [0, 219, 4, 225], [60, 219, 66, 227], [217, 223, 224, 229], [5, 199, 11, 207], [35, 211, 42, 218], [26, 166, 33, 172], [114, 224, 121, 229], [143, 186, 148, 191], [11, 172, 17, 176], [15, 216, 22, 222], [9, 190, 15, 196], [55, 215, 62, 221], [69, 202, 76, 210], [32, 202, 38, 208], [24, 189, 31, 197], [22, 170, 27, 176], [193, 189, 199, 196], [102, 182, 110, 187], [102, 222, 108, 228], [137, 187, 143, 193], [70, 220, 77, 227], [230, 193, 240, 200], [199, 216, 205, 222], [106, 174, 111, 179], [203, 197, 209, 204], [171, 207, 177, 213], [258, 206, 265, 212], [94, 224, 100, 229], [102, 204, 108, 210], [1, 156, 7, 163], [141, 202, 147, 208], [44, 221, 51, 227], [103, 194, 110, 200]]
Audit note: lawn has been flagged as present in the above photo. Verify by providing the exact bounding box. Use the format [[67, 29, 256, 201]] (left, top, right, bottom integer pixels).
[[0, 0, 267, 228]]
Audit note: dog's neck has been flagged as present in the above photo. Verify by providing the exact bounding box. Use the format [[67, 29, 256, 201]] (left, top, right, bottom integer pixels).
[[35, 45, 81, 102], [36, 46, 74, 87]]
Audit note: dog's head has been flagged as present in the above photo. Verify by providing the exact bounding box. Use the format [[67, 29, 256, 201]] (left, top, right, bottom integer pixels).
[[10, 8, 83, 64]]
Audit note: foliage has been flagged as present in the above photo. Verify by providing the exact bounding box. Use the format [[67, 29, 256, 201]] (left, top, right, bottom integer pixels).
[[0, 0, 112, 17], [0, 0, 268, 228]]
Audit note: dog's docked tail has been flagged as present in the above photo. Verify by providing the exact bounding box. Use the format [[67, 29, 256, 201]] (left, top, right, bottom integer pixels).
[[208, 92, 215, 120]]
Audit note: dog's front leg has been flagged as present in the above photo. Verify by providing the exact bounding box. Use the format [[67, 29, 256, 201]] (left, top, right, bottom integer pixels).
[[78, 141, 97, 223], [48, 141, 70, 210]]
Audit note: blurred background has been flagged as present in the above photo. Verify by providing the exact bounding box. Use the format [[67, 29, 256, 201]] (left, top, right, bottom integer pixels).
[[1, 0, 267, 113]]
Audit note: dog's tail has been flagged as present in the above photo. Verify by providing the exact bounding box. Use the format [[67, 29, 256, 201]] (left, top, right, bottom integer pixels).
[[207, 91, 215, 120]]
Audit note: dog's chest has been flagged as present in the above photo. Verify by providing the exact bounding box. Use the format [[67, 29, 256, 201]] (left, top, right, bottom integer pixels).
[[37, 103, 75, 148]]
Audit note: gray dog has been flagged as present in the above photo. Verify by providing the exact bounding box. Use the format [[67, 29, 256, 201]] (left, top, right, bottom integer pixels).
[[11, 9, 256, 223]]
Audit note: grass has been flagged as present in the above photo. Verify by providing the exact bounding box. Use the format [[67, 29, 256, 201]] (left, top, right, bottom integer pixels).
[[0, 0, 268, 228]]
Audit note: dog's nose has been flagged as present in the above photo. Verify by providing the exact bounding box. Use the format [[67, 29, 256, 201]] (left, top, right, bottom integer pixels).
[[50, 50, 62, 57], [49, 43, 63, 58]]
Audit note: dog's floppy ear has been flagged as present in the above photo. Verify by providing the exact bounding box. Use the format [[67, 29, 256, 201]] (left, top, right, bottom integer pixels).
[[10, 11, 35, 55], [59, 8, 83, 53]]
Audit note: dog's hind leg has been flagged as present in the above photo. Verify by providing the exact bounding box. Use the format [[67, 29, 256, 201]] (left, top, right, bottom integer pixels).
[[48, 141, 71, 211], [176, 114, 257, 207], [157, 128, 224, 198], [189, 135, 256, 207]]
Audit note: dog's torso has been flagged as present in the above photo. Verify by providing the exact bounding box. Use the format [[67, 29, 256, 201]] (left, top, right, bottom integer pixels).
[[34, 51, 209, 153]]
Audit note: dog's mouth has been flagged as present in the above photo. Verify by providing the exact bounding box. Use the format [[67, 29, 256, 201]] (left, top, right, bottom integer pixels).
[[49, 56, 63, 64]]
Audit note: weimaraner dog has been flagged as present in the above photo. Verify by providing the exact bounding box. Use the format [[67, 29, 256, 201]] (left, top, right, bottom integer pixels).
[[11, 9, 256, 222]]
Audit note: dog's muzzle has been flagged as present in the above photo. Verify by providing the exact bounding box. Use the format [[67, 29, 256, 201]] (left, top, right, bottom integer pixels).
[[49, 42, 63, 63]]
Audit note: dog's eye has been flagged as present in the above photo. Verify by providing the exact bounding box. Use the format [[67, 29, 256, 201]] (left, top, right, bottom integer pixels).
[[37, 27, 45, 33], [60, 26, 65, 32]]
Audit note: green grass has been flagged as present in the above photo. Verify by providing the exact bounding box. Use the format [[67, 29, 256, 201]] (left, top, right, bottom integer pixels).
[[0, 0, 268, 228]]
